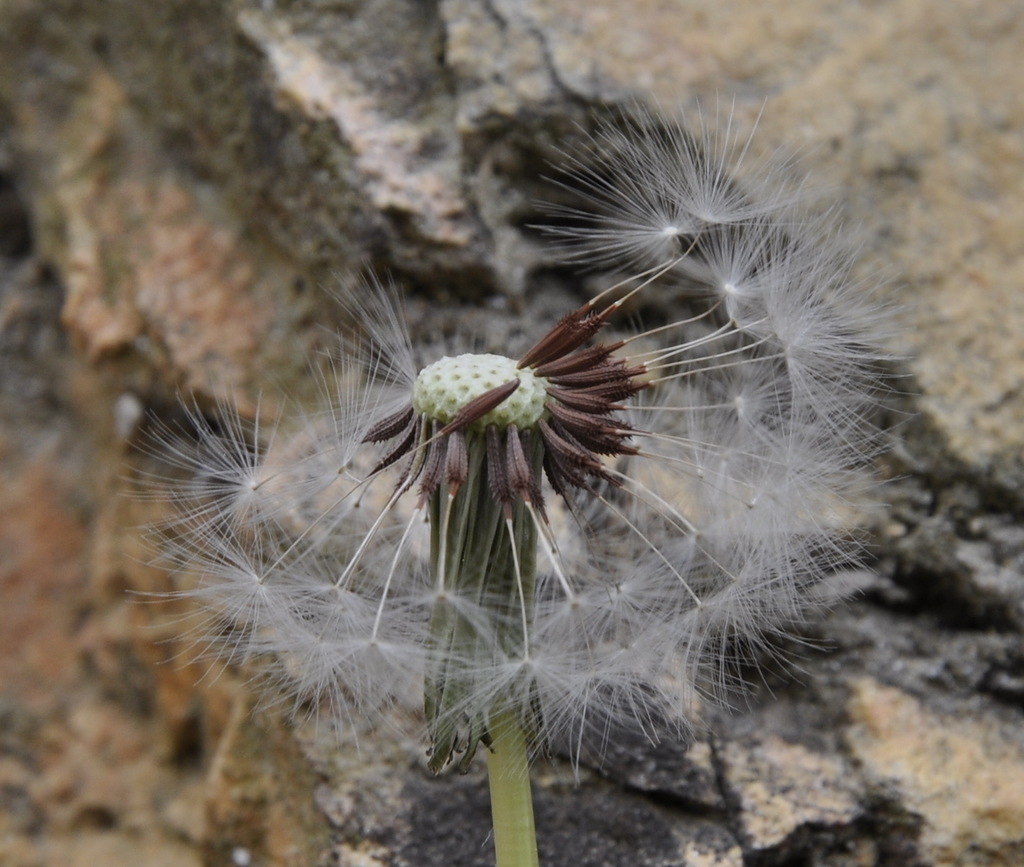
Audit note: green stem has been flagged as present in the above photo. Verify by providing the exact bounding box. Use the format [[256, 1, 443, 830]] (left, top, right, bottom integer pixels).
[[487, 708, 539, 867]]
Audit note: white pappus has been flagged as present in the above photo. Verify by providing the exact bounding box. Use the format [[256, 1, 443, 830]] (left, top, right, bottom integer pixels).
[[142, 102, 889, 772]]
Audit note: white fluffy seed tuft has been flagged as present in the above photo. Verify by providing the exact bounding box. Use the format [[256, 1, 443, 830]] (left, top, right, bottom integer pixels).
[[139, 102, 890, 765]]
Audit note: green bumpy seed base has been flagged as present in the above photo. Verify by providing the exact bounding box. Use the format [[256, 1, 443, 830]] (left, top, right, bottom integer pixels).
[[412, 353, 549, 430]]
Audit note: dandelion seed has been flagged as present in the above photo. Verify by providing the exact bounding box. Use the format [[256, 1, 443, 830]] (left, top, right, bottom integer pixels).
[[143, 102, 889, 867]]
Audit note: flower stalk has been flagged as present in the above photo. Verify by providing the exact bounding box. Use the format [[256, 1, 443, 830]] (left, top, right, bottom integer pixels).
[[487, 708, 540, 867]]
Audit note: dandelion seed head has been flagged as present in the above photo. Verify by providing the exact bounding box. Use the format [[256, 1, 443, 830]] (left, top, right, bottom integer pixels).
[[141, 100, 892, 771]]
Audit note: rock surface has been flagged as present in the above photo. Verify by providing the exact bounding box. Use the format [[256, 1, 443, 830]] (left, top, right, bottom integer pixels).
[[1, 1, 1022, 865]]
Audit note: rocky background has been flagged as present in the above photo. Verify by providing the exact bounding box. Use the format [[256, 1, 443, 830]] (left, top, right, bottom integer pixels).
[[1, 1, 1022, 865]]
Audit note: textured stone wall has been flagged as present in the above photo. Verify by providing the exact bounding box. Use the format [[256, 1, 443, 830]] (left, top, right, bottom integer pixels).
[[1, 1, 1022, 865]]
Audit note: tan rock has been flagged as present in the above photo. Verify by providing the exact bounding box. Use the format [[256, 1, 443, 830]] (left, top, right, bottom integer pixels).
[[1, 0, 1022, 864], [846, 677, 1024, 866], [240, 8, 475, 248], [203, 694, 330, 867], [719, 734, 863, 852]]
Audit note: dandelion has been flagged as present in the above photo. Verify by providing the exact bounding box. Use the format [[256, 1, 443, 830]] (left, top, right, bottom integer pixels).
[[143, 103, 886, 867]]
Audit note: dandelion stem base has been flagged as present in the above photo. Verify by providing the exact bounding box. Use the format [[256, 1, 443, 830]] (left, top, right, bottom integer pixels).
[[487, 709, 539, 867]]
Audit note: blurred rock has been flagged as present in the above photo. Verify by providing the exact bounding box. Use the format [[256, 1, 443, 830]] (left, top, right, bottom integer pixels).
[[1, 0, 1022, 865], [718, 734, 864, 856], [203, 695, 329, 867], [847, 678, 1024, 867]]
